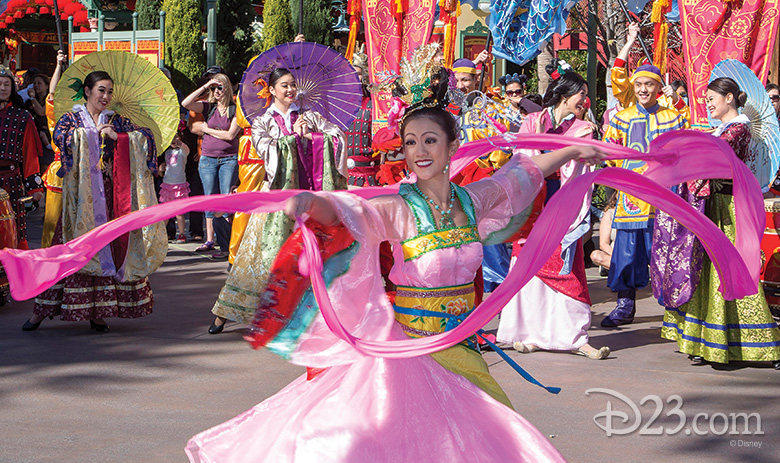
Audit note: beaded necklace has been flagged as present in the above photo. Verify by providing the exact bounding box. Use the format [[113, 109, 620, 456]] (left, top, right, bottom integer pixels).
[[412, 182, 456, 229]]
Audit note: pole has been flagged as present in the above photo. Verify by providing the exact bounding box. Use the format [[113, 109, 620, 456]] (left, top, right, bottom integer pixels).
[[206, 0, 217, 67], [478, 34, 492, 92], [159, 11, 165, 68], [52, 0, 64, 54], [586, 0, 597, 106], [615, 0, 653, 64], [132, 12, 138, 54], [298, 0, 304, 36]]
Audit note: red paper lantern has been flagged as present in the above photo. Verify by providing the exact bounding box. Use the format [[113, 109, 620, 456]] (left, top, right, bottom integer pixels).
[[0, 22, 6, 29], [73, 9, 87, 23], [45, 0, 54, 5], [63, 3, 78, 15], [79, 26, 88, 32], [60, 12, 67, 20], [25, 7, 35, 14], [6, 15, 14, 23], [13, 11, 23, 18], [125, 0, 135, 10], [39, 6, 50, 14]]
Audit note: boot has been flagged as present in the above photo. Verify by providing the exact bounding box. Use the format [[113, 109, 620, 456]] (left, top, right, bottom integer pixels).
[[601, 289, 636, 327]]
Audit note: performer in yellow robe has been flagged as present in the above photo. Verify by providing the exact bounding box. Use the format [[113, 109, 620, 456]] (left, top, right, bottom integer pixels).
[[227, 102, 265, 264], [611, 23, 689, 121], [602, 63, 688, 327]]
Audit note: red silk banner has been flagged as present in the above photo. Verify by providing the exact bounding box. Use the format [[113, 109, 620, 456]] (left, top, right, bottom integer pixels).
[[363, 0, 437, 133], [680, 0, 780, 129]]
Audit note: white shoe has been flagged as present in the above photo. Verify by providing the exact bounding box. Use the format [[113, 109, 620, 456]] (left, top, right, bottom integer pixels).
[[513, 342, 539, 353]]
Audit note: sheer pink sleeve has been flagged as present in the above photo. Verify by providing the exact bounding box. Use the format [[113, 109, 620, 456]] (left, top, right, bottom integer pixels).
[[465, 153, 544, 244], [325, 191, 414, 245]]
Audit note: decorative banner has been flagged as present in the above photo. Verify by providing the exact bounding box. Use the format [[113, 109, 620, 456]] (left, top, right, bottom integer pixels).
[[680, 0, 780, 129], [487, 0, 577, 64], [363, 0, 437, 132]]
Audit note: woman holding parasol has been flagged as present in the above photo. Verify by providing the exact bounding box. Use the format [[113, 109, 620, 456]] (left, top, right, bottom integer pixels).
[[206, 64, 348, 334], [24, 68, 167, 332], [661, 77, 780, 366]]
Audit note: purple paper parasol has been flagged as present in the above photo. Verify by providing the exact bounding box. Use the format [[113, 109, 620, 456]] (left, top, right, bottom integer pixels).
[[239, 41, 363, 131]]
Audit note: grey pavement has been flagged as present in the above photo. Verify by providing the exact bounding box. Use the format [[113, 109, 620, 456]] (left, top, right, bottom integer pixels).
[[1, 207, 778, 463]]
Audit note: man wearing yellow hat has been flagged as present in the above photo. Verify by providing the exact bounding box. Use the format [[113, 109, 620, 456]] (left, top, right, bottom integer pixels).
[[602, 61, 688, 327]]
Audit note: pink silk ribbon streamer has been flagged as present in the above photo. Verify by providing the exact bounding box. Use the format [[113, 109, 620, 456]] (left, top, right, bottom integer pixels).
[[0, 131, 763, 360]]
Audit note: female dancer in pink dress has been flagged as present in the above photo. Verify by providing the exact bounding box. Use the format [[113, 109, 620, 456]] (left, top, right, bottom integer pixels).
[[185, 52, 607, 462]]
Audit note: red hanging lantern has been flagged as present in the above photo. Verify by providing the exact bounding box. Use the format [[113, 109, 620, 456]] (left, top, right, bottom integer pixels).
[[39, 6, 50, 14], [13, 11, 23, 18], [79, 26, 88, 32], [73, 9, 88, 24], [6, 15, 14, 23], [125, 0, 136, 10], [0, 22, 6, 29], [25, 7, 36, 14], [64, 3, 78, 15], [60, 12, 67, 20], [45, 0, 54, 5]]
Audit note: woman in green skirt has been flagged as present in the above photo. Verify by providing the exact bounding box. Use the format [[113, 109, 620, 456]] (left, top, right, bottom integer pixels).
[[661, 77, 780, 368]]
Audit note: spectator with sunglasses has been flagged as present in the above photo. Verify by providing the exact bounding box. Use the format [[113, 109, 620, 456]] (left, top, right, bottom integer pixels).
[[767, 83, 780, 123], [498, 73, 542, 129], [182, 72, 241, 259]]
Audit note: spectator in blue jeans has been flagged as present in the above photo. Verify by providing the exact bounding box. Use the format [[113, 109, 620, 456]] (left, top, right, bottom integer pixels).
[[182, 72, 240, 259]]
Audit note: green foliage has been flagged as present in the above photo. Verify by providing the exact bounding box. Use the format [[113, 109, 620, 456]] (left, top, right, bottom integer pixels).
[[162, 0, 204, 93], [557, 50, 587, 77], [261, 0, 294, 51], [136, 0, 163, 30], [216, 0, 258, 78], [289, 0, 333, 46]]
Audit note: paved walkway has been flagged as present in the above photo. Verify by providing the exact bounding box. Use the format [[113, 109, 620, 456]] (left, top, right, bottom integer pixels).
[[1, 208, 777, 462]]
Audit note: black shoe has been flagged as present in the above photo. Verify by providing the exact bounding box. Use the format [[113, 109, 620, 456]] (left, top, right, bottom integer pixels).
[[208, 319, 226, 334], [773, 360, 780, 370], [688, 355, 705, 364], [22, 319, 41, 331], [90, 320, 110, 333]]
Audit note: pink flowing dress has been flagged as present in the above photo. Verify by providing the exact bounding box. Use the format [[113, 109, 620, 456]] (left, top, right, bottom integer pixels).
[[185, 154, 567, 463]]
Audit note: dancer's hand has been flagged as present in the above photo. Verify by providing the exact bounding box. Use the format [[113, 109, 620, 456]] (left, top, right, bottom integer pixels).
[[293, 117, 311, 139], [627, 23, 640, 42], [662, 84, 680, 104], [570, 145, 607, 166], [285, 192, 340, 226], [97, 124, 118, 140], [285, 191, 317, 220]]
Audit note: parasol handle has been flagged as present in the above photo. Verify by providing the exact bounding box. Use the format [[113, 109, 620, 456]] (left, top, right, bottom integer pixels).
[[615, 0, 653, 65], [298, 0, 304, 36]]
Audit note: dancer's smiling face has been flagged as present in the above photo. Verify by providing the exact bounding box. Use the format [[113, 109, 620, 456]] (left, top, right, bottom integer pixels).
[[402, 116, 458, 182], [271, 74, 298, 107], [85, 79, 114, 113], [633, 76, 661, 107], [705, 89, 734, 122]]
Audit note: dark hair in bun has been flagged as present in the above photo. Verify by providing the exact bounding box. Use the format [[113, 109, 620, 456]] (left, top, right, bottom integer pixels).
[[707, 77, 747, 108], [498, 73, 528, 87], [542, 71, 587, 108]]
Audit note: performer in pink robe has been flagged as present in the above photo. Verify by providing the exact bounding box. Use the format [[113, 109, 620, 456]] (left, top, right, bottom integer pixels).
[[496, 70, 609, 359]]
